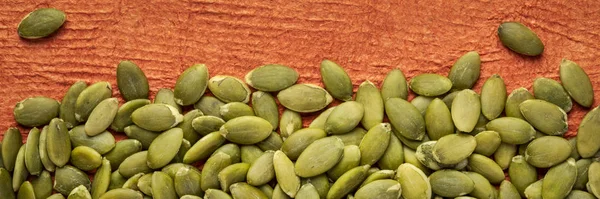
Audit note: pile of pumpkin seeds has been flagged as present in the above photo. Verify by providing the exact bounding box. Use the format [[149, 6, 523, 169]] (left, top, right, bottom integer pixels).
[[7, 8, 600, 199]]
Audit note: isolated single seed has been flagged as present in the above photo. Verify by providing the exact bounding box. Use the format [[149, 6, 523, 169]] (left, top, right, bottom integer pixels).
[[451, 89, 481, 132], [174, 64, 209, 106], [116, 60, 149, 101], [533, 77, 572, 112], [448, 51, 481, 90], [208, 75, 251, 103], [409, 74, 452, 96], [520, 99, 568, 136], [74, 81, 112, 122], [110, 99, 150, 132], [85, 98, 118, 136], [154, 88, 182, 113], [147, 128, 183, 169], [480, 74, 506, 120], [277, 84, 333, 113], [525, 136, 571, 168], [2, 127, 22, 171], [381, 68, 408, 101], [17, 8, 66, 39], [385, 98, 426, 140], [245, 64, 299, 92], [504, 87, 534, 119], [54, 165, 91, 196], [560, 59, 594, 107], [325, 101, 364, 135], [498, 22, 544, 56], [60, 81, 87, 127], [577, 106, 600, 158], [320, 59, 353, 101], [13, 97, 60, 127], [252, 91, 279, 130], [485, 117, 535, 144], [131, 104, 183, 132]]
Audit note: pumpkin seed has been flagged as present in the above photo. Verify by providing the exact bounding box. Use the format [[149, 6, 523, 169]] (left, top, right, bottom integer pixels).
[[497, 21, 544, 56], [174, 64, 209, 106], [505, 87, 534, 119], [108, 171, 126, 191], [219, 116, 272, 145], [230, 182, 268, 199], [23, 128, 42, 175], [218, 163, 250, 192], [467, 154, 505, 184], [425, 98, 454, 140], [273, 150, 300, 197], [279, 109, 302, 138], [493, 142, 517, 170], [574, 159, 593, 190], [183, 131, 225, 164], [332, 127, 367, 146], [295, 137, 344, 178], [67, 185, 91, 199], [356, 80, 384, 129], [17, 181, 36, 199], [2, 128, 21, 172], [14, 97, 60, 127], [381, 68, 408, 101], [220, 102, 254, 121], [327, 145, 361, 181], [360, 170, 395, 188], [116, 61, 149, 101], [386, 97, 426, 140], [111, 99, 150, 132], [193, 96, 224, 118], [308, 107, 335, 130], [433, 133, 476, 165], [54, 165, 91, 196], [377, 134, 404, 170], [429, 170, 474, 197], [588, 162, 600, 198], [70, 146, 102, 171], [409, 74, 452, 96], [191, 116, 225, 136], [486, 117, 535, 144], [204, 189, 232, 199], [480, 74, 506, 120], [213, 144, 241, 164], [473, 131, 501, 156], [99, 188, 143, 199], [463, 171, 497, 199], [359, 123, 391, 165], [320, 59, 353, 101], [542, 158, 577, 199], [240, 145, 264, 164], [0, 168, 14, 199], [281, 128, 327, 160], [69, 125, 115, 155], [91, 158, 110, 199], [566, 190, 597, 199], [208, 75, 251, 103], [246, 151, 275, 186], [12, 145, 28, 192], [325, 101, 364, 135], [442, 90, 460, 110], [154, 88, 182, 113], [85, 98, 118, 136], [104, 139, 142, 170], [577, 106, 600, 158], [327, 165, 370, 199], [560, 59, 594, 107], [508, 155, 538, 197], [131, 104, 183, 132], [451, 89, 481, 132], [17, 8, 66, 39], [47, 118, 71, 167], [75, 82, 112, 122], [123, 125, 160, 149], [60, 81, 87, 127], [499, 180, 520, 199], [395, 163, 432, 199], [245, 64, 299, 92], [31, 170, 52, 199], [302, 174, 330, 198], [277, 84, 333, 113], [411, 96, 434, 116], [448, 51, 481, 90], [525, 136, 571, 168], [148, 128, 183, 169], [152, 171, 177, 199], [256, 132, 283, 151], [252, 91, 279, 130], [201, 152, 232, 191], [118, 151, 152, 178], [533, 77, 572, 112], [137, 173, 153, 196], [295, 183, 319, 199]]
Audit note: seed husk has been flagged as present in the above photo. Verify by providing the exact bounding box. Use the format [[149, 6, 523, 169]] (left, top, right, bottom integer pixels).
[[17, 8, 66, 39], [245, 64, 299, 92], [480, 74, 506, 120], [252, 91, 279, 130], [219, 116, 272, 145], [395, 163, 432, 199], [91, 158, 110, 199], [525, 136, 571, 168], [497, 22, 544, 56], [75, 82, 112, 122], [110, 99, 150, 132], [425, 98, 455, 140], [116, 60, 149, 101], [104, 139, 142, 170], [174, 64, 209, 106], [493, 142, 517, 170], [131, 104, 183, 132], [204, 189, 232, 199], [320, 59, 353, 101], [201, 152, 232, 191], [327, 145, 361, 181], [385, 97, 426, 140], [246, 151, 275, 186], [31, 170, 52, 199], [295, 137, 344, 178], [154, 88, 182, 113], [505, 87, 535, 120], [60, 81, 87, 127], [152, 171, 178, 199], [448, 51, 481, 90], [411, 96, 434, 116], [508, 155, 538, 197], [118, 151, 152, 178], [17, 181, 36, 199], [70, 146, 102, 171], [98, 188, 143, 199], [54, 165, 91, 196], [451, 89, 481, 132], [229, 182, 268, 199], [577, 106, 600, 158], [377, 134, 404, 170], [218, 163, 250, 193], [463, 171, 497, 199], [278, 84, 333, 113], [208, 75, 251, 103], [70, 125, 116, 155], [85, 98, 118, 136], [2, 128, 21, 172], [429, 170, 474, 197], [588, 162, 600, 198], [279, 109, 302, 138], [0, 168, 15, 199], [325, 101, 364, 135], [574, 159, 593, 190], [220, 102, 254, 121], [273, 150, 300, 197], [560, 59, 594, 107], [533, 77, 573, 112], [193, 96, 225, 118], [486, 117, 535, 144], [359, 123, 391, 165], [542, 158, 577, 199], [47, 118, 71, 167], [327, 165, 370, 199], [499, 180, 520, 199], [355, 80, 384, 129], [409, 74, 452, 96], [566, 190, 597, 199], [433, 133, 476, 165], [14, 97, 60, 127], [147, 128, 183, 169], [256, 132, 283, 152], [108, 170, 126, 191], [12, 145, 28, 192], [467, 154, 505, 184], [473, 131, 501, 156], [191, 116, 225, 136]]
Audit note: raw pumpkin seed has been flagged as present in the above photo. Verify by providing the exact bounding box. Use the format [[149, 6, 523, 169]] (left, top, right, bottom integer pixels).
[[395, 163, 432, 199], [240, 145, 264, 164], [486, 117, 535, 144], [69, 125, 116, 155], [17, 8, 66, 39], [68, 185, 92, 199], [174, 64, 209, 106], [85, 98, 118, 136], [359, 123, 391, 165], [560, 59, 594, 107], [273, 150, 300, 197], [116, 60, 149, 101], [12, 145, 28, 192], [154, 88, 182, 113], [252, 91, 279, 130], [505, 87, 534, 119], [91, 158, 110, 199], [99, 188, 143, 199], [325, 101, 364, 135], [416, 141, 467, 171], [60, 81, 87, 128], [429, 170, 474, 197], [463, 171, 497, 199], [47, 118, 71, 167], [193, 96, 225, 118], [573, 159, 592, 190], [308, 107, 335, 129], [131, 104, 183, 132], [355, 179, 401, 199], [118, 151, 152, 178], [147, 128, 183, 169], [467, 154, 505, 184], [201, 152, 232, 191], [0, 168, 14, 199], [499, 180, 520, 199], [480, 74, 506, 120], [425, 98, 454, 140], [75, 81, 112, 122], [219, 116, 272, 145], [409, 74, 452, 96], [48, 193, 66, 199], [295, 137, 344, 178], [332, 127, 367, 146], [123, 125, 160, 149], [31, 170, 52, 199], [295, 183, 320, 199], [577, 106, 600, 158], [54, 165, 91, 196], [279, 109, 302, 138], [301, 174, 329, 198], [256, 132, 283, 151], [108, 171, 126, 191], [381, 68, 408, 101], [191, 116, 225, 136], [183, 132, 225, 164], [258, 183, 274, 198], [360, 170, 395, 187], [208, 75, 251, 103], [281, 128, 327, 160], [377, 134, 404, 170], [14, 97, 60, 127], [442, 90, 460, 110], [448, 51, 481, 90], [218, 163, 250, 192], [533, 77, 572, 112], [411, 96, 434, 116], [2, 128, 21, 172], [385, 97, 426, 140], [213, 144, 241, 164], [566, 190, 597, 199], [508, 155, 537, 197], [220, 102, 254, 121], [473, 131, 501, 156], [588, 162, 600, 198], [320, 59, 353, 101], [327, 145, 361, 181], [277, 84, 333, 113], [104, 139, 143, 170], [24, 128, 41, 175], [246, 151, 275, 186], [137, 173, 153, 196], [110, 99, 150, 132], [493, 142, 517, 170], [542, 158, 577, 199], [451, 89, 481, 133], [497, 21, 544, 56], [356, 80, 384, 129], [152, 171, 177, 199], [327, 165, 370, 199], [70, 146, 102, 171], [433, 133, 476, 165], [525, 136, 571, 168], [230, 182, 268, 199], [17, 181, 36, 199], [204, 189, 232, 199], [245, 64, 299, 92], [171, 139, 191, 164]]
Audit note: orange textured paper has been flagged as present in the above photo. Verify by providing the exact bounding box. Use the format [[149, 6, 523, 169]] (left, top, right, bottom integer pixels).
[[1, 0, 600, 141]]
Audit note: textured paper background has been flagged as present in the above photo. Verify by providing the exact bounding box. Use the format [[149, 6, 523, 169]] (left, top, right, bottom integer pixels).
[[1, 0, 600, 141]]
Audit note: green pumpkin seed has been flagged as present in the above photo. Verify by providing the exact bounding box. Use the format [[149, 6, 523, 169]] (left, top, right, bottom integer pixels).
[[122, 173, 144, 190], [416, 141, 468, 171], [256, 132, 283, 151], [17, 8, 66, 39], [325, 101, 364, 135], [17, 181, 35, 199], [2, 128, 21, 172], [425, 98, 454, 140], [193, 96, 225, 118], [295, 183, 319, 199], [208, 75, 251, 103], [148, 128, 183, 169], [23, 128, 42, 175], [161, 163, 197, 179], [574, 159, 593, 190], [154, 88, 182, 113], [60, 81, 87, 127], [245, 64, 298, 92], [308, 107, 335, 130], [0, 168, 15, 199], [588, 162, 600, 198], [219, 116, 272, 145], [470, 114, 489, 135], [246, 151, 275, 186], [429, 170, 474, 197], [525, 136, 571, 168], [411, 96, 434, 116], [409, 74, 452, 96], [442, 90, 460, 110], [395, 163, 432, 199], [467, 154, 505, 184], [327, 165, 370, 199], [12, 145, 28, 192], [218, 163, 250, 192], [204, 189, 232, 199], [14, 97, 60, 127], [566, 190, 597, 199], [560, 59, 594, 107], [505, 87, 534, 119], [359, 123, 390, 165], [116, 61, 149, 101], [258, 184, 273, 199], [240, 145, 264, 164], [171, 139, 191, 164], [381, 68, 408, 101], [493, 142, 517, 170], [497, 22, 544, 56], [568, 137, 580, 160], [67, 185, 91, 199], [332, 127, 367, 146], [480, 74, 506, 120], [448, 51, 481, 90], [433, 133, 476, 165], [191, 116, 225, 136], [301, 174, 329, 199], [251, 91, 279, 129], [230, 182, 268, 199], [123, 125, 160, 149], [272, 184, 291, 199], [54, 165, 91, 196], [533, 77, 573, 112], [386, 98, 426, 140], [278, 84, 333, 113], [359, 170, 395, 188], [508, 155, 537, 197], [327, 145, 361, 181], [131, 104, 183, 132], [220, 102, 254, 121], [463, 171, 497, 199], [451, 89, 481, 132], [320, 59, 353, 101], [111, 99, 150, 132], [118, 151, 152, 178], [542, 158, 577, 199], [355, 80, 384, 129], [486, 117, 535, 144], [104, 139, 142, 170], [473, 131, 501, 156], [75, 82, 112, 122], [499, 180, 520, 199], [85, 98, 118, 136], [213, 144, 241, 164], [108, 171, 126, 191], [279, 109, 302, 138], [47, 118, 71, 167], [91, 158, 110, 199], [201, 152, 232, 191], [137, 173, 153, 196], [377, 134, 404, 170], [70, 146, 102, 171], [99, 188, 143, 199], [152, 171, 177, 199], [174, 64, 209, 106], [31, 170, 52, 199], [281, 128, 326, 160], [273, 150, 300, 197], [355, 179, 401, 199], [48, 193, 66, 199], [69, 125, 115, 155], [403, 146, 432, 175], [295, 137, 344, 177], [577, 106, 600, 158]]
